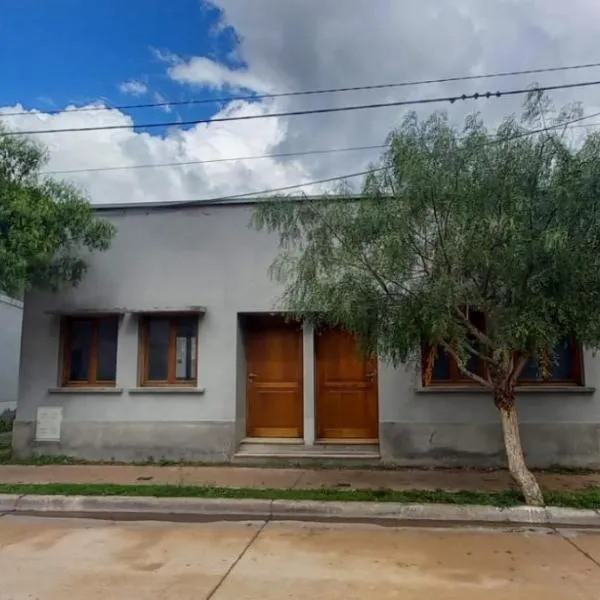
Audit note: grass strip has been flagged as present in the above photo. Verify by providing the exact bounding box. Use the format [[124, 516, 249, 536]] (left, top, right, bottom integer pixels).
[[0, 482, 599, 509]]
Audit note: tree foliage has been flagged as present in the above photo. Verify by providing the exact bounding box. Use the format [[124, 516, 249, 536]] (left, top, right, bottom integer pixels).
[[0, 127, 115, 296], [253, 93, 600, 505], [255, 95, 600, 376]]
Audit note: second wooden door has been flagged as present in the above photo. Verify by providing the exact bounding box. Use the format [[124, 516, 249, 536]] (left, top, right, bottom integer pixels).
[[315, 326, 379, 440]]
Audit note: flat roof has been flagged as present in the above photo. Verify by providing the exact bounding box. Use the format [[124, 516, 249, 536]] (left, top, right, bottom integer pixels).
[[45, 305, 206, 316], [93, 194, 366, 213], [94, 197, 258, 212]]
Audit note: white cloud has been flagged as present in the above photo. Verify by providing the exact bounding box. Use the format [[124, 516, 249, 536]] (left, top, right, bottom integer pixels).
[[36, 96, 55, 107], [205, 0, 600, 177], [118, 80, 148, 96], [150, 47, 179, 64], [167, 55, 269, 92], [0, 100, 318, 206], [153, 92, 172, 113], [153, 43, 269, 92]]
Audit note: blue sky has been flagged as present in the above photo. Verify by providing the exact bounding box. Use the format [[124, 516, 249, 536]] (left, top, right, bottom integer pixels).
[[0, 0, 240, 125]]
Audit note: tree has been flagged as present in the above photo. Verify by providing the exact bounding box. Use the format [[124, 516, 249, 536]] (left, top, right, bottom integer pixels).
[[253, 94, 600, 506], [0, 127, 115, 296]]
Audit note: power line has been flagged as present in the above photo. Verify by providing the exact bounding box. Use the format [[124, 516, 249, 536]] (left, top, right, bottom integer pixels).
[[42, 110, 600, 177], [110, 110, 600, 211], [5, 60, 600, 118], [6, 78, 600, 137], [565, 122, 600, 129], [41, 144, 387, 175]]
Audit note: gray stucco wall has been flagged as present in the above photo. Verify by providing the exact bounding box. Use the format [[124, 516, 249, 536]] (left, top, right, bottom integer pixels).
[[378, 366, 599, 468], [15, 204, 284, 461], [13, 202, 600, 467], [0, 294, 23, 413]]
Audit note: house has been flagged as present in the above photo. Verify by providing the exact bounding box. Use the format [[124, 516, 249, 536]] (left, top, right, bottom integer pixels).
[[0, 293, 23, 414], [12, 200, 600, 467]]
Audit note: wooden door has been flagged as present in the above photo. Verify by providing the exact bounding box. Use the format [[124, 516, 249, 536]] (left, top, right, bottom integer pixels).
[[315, 326, 378, 440], [245, 316, 303, 438]]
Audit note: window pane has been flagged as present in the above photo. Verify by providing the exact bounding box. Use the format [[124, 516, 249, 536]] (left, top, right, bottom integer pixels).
[[459, 326, 483, 379], [146, 319, 170, 381], [96, 317, 118, 381], [520, 340, 575, 382], [174, 317, 197, 380], [463, 353, 481, 379], [520, 357, 540, 381], [551, 340, 574, 380], [431, 346, 450, 381], [68, 320, 92, 382], [429, 345, 482, 383]]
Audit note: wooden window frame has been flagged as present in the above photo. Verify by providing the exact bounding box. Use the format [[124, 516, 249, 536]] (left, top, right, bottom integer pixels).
[[61, 315, 118, 387], [139, 314, 199, 387]]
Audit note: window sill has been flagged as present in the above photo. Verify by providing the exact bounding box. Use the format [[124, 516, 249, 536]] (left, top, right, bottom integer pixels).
[[416, 385, 595, 395], [128, 387, 206, 395], [48, 387, 123, 394]]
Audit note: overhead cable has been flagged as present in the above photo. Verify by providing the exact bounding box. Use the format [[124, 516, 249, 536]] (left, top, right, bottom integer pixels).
[[4, 60, 600, 118], [6, 79, 600, 137]]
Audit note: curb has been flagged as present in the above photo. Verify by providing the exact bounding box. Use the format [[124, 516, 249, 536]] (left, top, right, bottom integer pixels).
[[271, 500, 600, 527], [2, 494, 600, 527], [0, 495, 272, 522]]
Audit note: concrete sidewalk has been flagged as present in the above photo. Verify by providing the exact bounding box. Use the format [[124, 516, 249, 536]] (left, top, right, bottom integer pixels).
[[1, 464, 599, 491]]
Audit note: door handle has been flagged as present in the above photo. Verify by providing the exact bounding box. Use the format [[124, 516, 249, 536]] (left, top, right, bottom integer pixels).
[[366, 372, 376, 380], [248, 372, 257, 381]]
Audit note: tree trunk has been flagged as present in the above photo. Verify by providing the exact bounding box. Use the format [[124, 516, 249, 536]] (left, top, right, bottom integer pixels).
[[495, 388, 544, 506]]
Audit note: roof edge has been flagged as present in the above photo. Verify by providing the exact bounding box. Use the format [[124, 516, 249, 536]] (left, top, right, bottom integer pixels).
[[92, 194, 368, 213], [0, 294, 23, 309]]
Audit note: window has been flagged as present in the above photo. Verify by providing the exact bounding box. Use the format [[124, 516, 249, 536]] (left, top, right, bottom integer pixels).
[[140, 314, 198, 386], [423, 335, 583, 387], [62, 316, 119, 386]]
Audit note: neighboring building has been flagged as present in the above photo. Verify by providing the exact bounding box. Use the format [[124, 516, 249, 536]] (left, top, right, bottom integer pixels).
[[0, 294, 23, 414], [12, 201, 600, 467]]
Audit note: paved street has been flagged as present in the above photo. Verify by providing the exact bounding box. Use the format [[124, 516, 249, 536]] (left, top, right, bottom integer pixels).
[[1, 516, 600, 599]]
